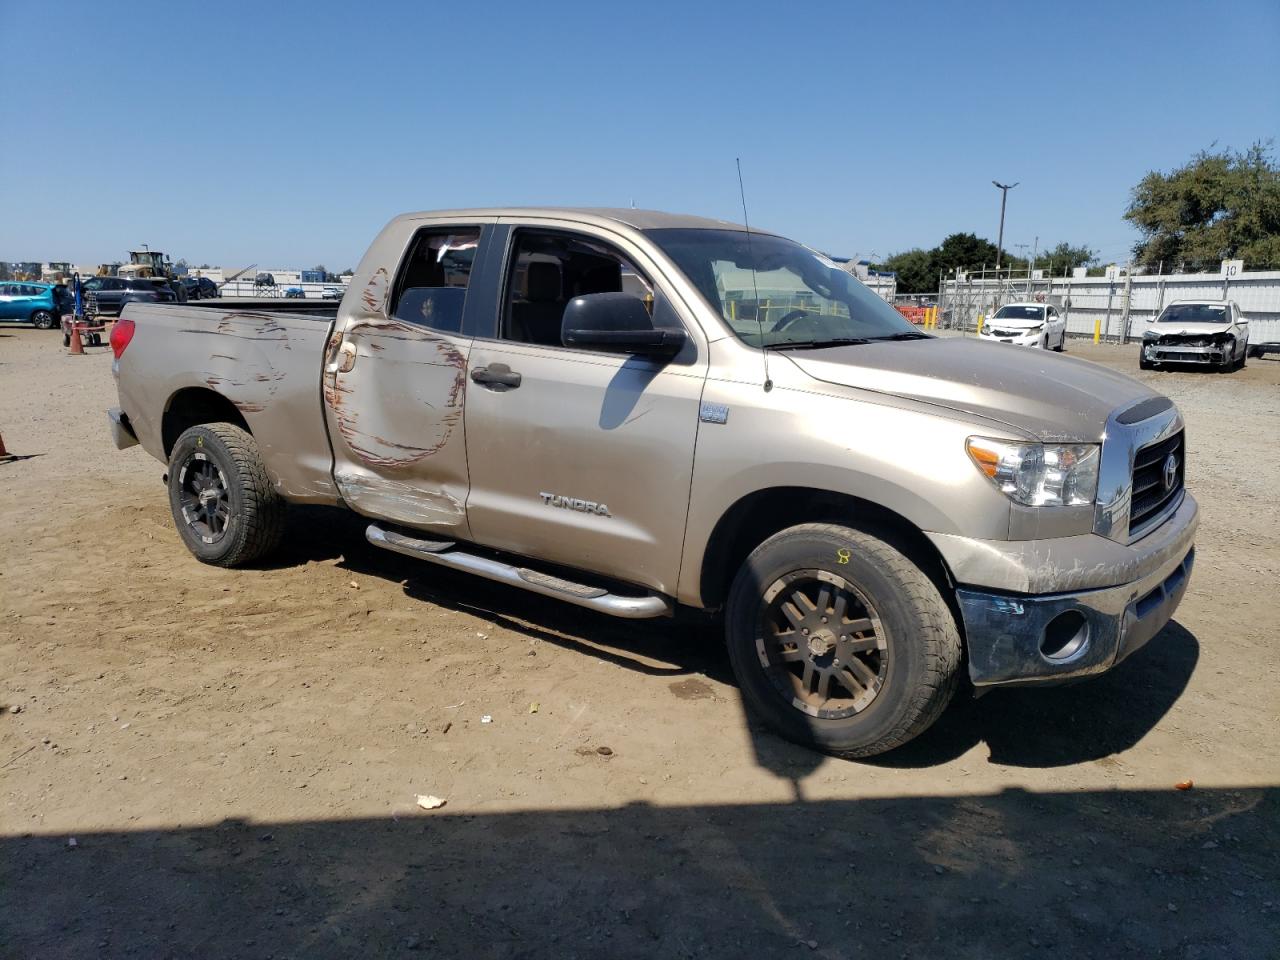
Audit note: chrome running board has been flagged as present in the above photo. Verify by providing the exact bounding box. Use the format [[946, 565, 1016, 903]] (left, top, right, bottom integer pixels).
[[365, 524, 672, 619]]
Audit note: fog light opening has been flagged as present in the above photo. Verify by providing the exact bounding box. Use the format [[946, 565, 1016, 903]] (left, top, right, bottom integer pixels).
[[1041, 610, 1089, 661]]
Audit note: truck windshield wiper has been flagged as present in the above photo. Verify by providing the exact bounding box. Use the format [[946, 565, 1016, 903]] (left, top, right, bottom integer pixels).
[[867, 332, 932, 341], [767, 338, 871, 351]]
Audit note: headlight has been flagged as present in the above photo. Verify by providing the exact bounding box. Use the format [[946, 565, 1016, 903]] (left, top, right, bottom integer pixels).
[[1021, 324, 1043, 335], [966, 438, 1100, 506]]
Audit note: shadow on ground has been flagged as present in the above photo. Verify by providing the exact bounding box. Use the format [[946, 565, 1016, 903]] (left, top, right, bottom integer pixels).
[[270, 507, 1200, 781], [2, 786, 1274, 959]]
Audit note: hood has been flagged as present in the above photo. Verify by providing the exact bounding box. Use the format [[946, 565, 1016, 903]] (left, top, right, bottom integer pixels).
[[782, 337, 1160, 442], [1145, 322, 1232, 337]]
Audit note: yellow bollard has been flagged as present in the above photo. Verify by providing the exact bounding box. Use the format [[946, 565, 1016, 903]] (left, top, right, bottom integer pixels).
[[1093, 319, 1101, 344], [976, 314, 984, 336]]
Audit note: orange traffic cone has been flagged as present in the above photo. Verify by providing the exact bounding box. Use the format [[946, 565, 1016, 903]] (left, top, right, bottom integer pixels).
[[69, 323, 84, 355]]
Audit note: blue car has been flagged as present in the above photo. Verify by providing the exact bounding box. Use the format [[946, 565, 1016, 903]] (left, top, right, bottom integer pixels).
[[0, 281, 71, 329]]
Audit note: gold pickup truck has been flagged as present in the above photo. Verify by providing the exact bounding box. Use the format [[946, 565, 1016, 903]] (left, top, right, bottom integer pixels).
[[108, 208, 1197, 757]]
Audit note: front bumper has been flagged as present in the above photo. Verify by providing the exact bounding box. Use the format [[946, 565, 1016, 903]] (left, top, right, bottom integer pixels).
[[936, 494, 1198, 686], [981, 328, 1043, 346], [1143, 340, 1230, 365]]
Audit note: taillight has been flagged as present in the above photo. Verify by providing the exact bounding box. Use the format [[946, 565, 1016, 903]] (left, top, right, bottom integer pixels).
[[110, 318, 136, 359]]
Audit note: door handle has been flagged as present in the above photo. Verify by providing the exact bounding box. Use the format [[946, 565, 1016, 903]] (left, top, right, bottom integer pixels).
[[325, 341, 357, 376], [470, 363, 522, 389]]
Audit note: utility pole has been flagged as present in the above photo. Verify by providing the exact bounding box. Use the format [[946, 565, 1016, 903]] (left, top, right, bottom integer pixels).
[[992, 181, 1018, 270], [1027, 235, 1038, 295]]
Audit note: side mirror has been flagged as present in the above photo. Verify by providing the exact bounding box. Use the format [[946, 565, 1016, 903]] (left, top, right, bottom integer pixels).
[[561, 292, 687, 357]]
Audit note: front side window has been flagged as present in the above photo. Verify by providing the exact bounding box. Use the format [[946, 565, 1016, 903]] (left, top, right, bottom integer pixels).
[[389, 228, 481, 333], [501, 230, 662, 347], [646, 228, 921, 348]]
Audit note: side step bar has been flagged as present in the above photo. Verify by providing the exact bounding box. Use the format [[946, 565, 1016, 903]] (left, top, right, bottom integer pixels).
[[365, 524, 673, 619]]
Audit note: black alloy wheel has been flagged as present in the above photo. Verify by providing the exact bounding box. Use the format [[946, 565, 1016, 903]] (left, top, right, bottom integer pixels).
[[176, 452, 231, 545]]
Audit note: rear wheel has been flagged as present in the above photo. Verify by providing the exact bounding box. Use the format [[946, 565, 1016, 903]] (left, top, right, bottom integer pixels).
[[167, 423, 285, 567], [31, 310, 55, 330], [725, 523, 961, 758]]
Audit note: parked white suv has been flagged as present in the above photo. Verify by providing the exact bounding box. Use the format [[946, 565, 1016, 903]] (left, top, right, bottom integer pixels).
[[1140, 300, 1249, 371], [980, 302, 1066, 351]]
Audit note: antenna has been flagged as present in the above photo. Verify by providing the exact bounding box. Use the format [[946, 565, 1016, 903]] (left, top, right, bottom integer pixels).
[[736, 158, 772, 392]]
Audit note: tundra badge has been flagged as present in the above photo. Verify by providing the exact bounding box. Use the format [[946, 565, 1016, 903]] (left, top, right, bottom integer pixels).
[[540, 492, 611, 516]]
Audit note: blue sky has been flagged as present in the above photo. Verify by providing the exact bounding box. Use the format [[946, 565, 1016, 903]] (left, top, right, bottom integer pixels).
[[2, 0, 1276, 269]]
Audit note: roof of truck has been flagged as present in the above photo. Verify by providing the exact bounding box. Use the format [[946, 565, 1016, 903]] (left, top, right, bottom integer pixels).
[[395, 207, 759, 233]]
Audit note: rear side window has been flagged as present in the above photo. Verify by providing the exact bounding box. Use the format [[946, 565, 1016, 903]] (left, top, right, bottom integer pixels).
[[389, 228, 481, 334]]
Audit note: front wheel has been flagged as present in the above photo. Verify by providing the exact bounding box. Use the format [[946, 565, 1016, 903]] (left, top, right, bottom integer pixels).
[[725, 523, 961, 758], [167, 423, 286, 567], [31, 310, 56, 330]]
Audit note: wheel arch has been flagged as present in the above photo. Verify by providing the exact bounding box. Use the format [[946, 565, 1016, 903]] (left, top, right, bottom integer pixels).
[[162, 387, 251, 457], [695, 486, 958, 613]]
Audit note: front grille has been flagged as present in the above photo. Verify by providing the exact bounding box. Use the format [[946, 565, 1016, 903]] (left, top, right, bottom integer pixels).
[[1129, 431, 1184, 535]]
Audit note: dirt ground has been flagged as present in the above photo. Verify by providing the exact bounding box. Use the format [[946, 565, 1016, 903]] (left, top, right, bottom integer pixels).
[[2, 325, 1278, 959]]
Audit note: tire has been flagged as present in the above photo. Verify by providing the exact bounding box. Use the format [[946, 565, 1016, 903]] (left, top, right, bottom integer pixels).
[[1053, 331, 1065, 352], [62, 333, 70, 347], [31, 310, 55, 330], [1139, 356, 1153, 370], [166, 423, 285, 567], [725, 523, 961, 758]]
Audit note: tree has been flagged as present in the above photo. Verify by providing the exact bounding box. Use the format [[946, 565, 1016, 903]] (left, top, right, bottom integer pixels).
[[1125, 142, 1280, 271], [878, 233, 1099, 293], [878, 233, 1006, 293], [1033, 242, 1095, 272], [877, 248, 935, 294]]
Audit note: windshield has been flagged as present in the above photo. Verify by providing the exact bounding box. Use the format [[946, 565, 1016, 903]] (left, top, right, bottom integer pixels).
[[993, 305, 1044, 321], [645, 228, 923, 348], [1158, 303, 1228, 324]]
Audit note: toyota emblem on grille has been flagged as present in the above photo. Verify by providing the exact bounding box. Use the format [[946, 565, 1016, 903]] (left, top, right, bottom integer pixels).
[[1162, 453, 1179, 492]]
